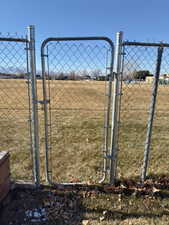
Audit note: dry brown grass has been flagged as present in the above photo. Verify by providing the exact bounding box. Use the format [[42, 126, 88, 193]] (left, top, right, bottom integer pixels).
[[1, 79, 169, 224], [0, 79, 169, 182], [118, 83, 169, 179], [37, 80, 108, 183]]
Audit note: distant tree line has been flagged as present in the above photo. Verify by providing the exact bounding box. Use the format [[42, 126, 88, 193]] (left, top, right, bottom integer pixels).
[[0, 69, 114, 81], [123, 70, 153, 81], [46, 69, 111, 81], [0, 72, 28, 79]]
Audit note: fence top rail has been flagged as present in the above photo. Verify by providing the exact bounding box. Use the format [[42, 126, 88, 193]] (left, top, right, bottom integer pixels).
[[123, 41, 169, 47], [0, 37, 28, 43], [41, 36, 114, 51]]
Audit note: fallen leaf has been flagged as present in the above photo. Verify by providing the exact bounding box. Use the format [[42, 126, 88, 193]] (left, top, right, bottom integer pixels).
[[100, 216, 105, 221], [152, 187, 160, 193], [120, 184, 127, 189], [82, 220, 90, 225], [103, 210, 108, 215]]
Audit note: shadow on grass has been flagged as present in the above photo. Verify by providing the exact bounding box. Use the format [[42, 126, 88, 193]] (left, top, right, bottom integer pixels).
[[2, 177, 169, 225], [83, 206, 169, 221]]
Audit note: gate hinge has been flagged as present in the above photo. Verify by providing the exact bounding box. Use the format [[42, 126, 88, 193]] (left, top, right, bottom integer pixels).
[[106, 67, 113, 70], [105, 153, 118, 159], [104, 125, 111, 129], [41, 54, 48, 57], [105, 154, 113, 159], [37, 100, 50, 104], [112, 72, 117, 78]]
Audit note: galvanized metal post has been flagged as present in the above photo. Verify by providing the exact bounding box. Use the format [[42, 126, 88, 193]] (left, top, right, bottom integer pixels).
[[99, 47, 114, 184], [141, 46, 163, 182], [27, 25, 40, 186], [109, 32, 123, 184]]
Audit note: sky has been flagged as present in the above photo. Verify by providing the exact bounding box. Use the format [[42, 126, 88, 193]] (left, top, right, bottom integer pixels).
[[1, 0, 169, 71], [1, 0, 169, 42]]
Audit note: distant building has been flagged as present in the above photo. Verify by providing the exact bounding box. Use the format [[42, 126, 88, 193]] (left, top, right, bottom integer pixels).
[[146, 75, 154, 83], [81, 75, 91, 80], [146, 74, 169, 84]]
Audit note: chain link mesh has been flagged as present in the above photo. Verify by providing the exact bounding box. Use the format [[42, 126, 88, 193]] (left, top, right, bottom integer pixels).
[[2, 32, 169, 184], [117, 43, 169, 179], [149, 47, 169, 176], [40, 39, 113, 183], [0, 37, 33, 181]]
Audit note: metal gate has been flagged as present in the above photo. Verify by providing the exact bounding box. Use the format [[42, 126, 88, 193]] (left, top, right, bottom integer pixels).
[[114, 35, 169, 182], [41, 37, 114, 184]]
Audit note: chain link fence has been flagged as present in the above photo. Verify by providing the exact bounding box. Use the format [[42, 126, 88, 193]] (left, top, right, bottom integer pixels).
[[1, 27, 169, 185], [0, 26, 40, 185], [116, 40, 169, 181], [147, 46, 169, 178], [0, 35, 34, 181]]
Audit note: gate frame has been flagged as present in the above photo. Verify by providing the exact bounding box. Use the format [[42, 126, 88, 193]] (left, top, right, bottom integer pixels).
[[41, 36, 114, 186]]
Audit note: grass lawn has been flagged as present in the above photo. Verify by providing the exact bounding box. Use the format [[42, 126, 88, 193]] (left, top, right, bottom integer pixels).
[[0, 79, 169, 224]]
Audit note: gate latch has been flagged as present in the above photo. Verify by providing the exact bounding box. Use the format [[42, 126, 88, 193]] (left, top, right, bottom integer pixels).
[[37, 100, 50, 104]]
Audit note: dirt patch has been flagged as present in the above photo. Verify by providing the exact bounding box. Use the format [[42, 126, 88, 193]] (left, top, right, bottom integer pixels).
[[0, 187, 82, 225], [2, 179, 169, 225]]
